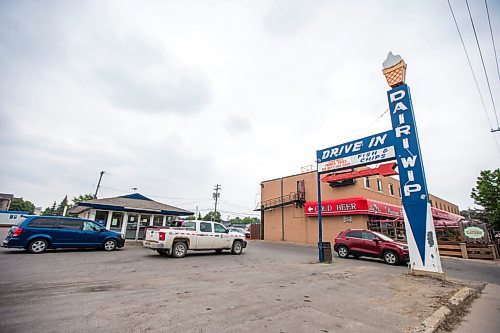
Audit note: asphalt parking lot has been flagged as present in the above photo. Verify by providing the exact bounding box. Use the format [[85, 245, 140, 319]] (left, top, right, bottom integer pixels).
[[0, 241, 462, 333]]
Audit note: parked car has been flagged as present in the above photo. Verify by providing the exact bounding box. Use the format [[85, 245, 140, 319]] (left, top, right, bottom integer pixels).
[[334, 229, 409, 265], [143, 220, 247, 258], [2, 216, 125, 254], [228, 227, 250, 238]]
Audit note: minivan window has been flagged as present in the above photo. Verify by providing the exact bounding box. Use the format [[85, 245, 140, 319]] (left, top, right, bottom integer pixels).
[[346, 231, 362, 238], [83, 221, 101, 231], [28, 218, 58, 228], [60, 219, 83, 230]]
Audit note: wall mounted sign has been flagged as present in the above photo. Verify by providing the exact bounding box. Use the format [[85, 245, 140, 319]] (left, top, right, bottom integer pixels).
[[317, 130, 396, 173], [463, 226, 485, 239], [304, 198, 403, 218]]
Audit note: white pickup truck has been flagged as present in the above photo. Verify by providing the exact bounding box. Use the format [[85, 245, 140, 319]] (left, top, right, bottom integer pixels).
[[143, 220, 247, 258]]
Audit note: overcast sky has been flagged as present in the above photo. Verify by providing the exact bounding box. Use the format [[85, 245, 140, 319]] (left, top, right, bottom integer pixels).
[[1, 0, 499, 217]]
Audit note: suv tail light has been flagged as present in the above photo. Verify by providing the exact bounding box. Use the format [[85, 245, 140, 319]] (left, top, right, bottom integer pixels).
[[159, 232, 166, 241], [12, 228, 23, 237]]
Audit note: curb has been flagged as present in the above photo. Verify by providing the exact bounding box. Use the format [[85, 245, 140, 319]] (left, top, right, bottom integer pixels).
[[410, 287, 475, 333]]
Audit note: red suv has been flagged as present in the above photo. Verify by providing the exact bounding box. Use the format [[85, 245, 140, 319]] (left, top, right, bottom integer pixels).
[[334, 229, 409, 265]]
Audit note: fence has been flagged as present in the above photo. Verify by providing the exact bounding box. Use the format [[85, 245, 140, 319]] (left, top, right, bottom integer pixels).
[[437, 241, 499, 260]]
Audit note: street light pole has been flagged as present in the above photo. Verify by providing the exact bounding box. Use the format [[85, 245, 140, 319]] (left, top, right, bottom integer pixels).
[[316, 163, 324, 262]]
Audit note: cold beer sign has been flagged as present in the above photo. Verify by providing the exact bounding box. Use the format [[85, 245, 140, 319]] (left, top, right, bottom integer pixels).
[[315, 52, 442, 273]]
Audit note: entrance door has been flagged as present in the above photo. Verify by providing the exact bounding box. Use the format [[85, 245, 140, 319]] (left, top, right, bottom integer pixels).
[[125, 214, 139, 239], [137, 215, 151, 240], [109, 212, 123, 233]]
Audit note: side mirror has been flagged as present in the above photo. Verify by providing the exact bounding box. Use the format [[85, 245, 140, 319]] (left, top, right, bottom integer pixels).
[[373, 238, 380, 243], [99, 228, 106, 232], [225, 229, 229, 233]]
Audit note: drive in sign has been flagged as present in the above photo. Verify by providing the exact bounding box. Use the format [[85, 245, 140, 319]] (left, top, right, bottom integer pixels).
[[317, 130, 396, 173]]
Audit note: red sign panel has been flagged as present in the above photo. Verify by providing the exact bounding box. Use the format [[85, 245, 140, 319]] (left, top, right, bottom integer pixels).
[[304, 198, 403, 218], [321, 162, 398, 183], [304, 197, 461, 221]]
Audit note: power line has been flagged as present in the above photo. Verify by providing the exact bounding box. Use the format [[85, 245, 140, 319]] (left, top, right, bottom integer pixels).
[[220, 200, 255, 210], [359, 109, 389, 135], [447, 0, 500, 155], [99, 185, 212, 203], [485, 0, 500, 84], [465, 0, 500, 129], [447, 0, 493, 130]]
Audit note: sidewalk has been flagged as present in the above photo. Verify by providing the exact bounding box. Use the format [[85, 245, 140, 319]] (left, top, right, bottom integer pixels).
[[454, 283, 500, 333]]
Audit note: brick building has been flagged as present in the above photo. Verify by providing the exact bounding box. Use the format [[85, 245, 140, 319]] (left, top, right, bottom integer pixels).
[[257, 169, 461, 245]]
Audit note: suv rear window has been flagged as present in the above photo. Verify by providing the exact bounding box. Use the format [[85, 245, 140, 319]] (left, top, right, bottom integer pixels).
[[346, 231, 362, 238], [28, 218, 58, 228], [362, 231, 376, 240]]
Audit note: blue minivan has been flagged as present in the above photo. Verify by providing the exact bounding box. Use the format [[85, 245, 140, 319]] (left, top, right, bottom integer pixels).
[[2, 216, 125, 254]]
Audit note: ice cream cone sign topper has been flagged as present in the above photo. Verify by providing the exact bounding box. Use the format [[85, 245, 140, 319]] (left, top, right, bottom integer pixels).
[[382, 52, 407, 88]]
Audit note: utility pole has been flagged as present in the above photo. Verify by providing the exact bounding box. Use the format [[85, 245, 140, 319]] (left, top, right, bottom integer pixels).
[[213, 184, 221, 221], [94, 171, 105, 198]]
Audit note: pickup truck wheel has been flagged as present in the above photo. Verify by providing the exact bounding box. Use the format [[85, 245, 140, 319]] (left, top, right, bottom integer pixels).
[[172, 242, 187, 258], [231, 240, 243, 255]]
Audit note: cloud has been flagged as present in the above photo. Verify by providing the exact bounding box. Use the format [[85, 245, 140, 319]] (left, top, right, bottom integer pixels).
[[224, 115, 252, 134], [263, 0, 320, 36], [73, 28, 213, 114]]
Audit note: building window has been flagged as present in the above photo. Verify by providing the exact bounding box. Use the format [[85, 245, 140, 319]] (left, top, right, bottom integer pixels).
[[397, 187, 401, 197], [153, 215, 164, 226], [364, 177, 370, 188], [110, 212, 123, 232], [377, 179, 382, 192], [389, 184, 394, 196], [429, 199, 433, 207], [95, 210, 109, 227]]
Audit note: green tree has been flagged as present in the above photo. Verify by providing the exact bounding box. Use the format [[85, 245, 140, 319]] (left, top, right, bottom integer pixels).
[[460, 209, 488, 223], [203, 211, 221, 222], [42, 201, 57, 216], [229, 216, 242, 225], [241, 216, 254, 225], [54, 196, 68, 216], [471, 169, 500, 228], [8, 197, 35, 214], [71, 193, 96, 207]]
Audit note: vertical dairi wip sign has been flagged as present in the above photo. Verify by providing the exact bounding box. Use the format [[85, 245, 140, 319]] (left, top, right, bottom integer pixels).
[[384, 53, 442, 273]]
